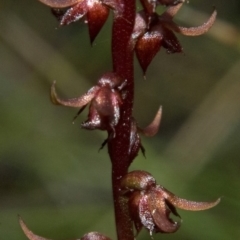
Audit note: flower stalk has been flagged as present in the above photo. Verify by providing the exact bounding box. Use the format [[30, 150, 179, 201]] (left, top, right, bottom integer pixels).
[[108, 1, 136, 239]]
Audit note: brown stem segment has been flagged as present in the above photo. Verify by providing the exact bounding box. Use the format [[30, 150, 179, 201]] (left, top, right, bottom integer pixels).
[[108, 1, 136, 240]]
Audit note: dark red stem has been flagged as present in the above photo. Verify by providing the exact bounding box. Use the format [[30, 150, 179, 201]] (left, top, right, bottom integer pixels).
[[108, 1, 136, 240]]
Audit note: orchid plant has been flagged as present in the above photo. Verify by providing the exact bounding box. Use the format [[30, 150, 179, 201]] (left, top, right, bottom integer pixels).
[[19, 1, 220, 240]]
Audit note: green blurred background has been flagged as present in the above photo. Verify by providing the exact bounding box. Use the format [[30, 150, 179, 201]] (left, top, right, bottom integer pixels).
[[1, 0, 240, 239]]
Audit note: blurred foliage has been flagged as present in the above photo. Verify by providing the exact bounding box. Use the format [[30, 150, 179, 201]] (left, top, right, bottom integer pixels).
[[0, 0, 240, 239]]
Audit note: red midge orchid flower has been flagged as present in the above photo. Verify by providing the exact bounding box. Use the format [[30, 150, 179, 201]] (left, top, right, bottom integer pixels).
[[38, 0, 111, 44], [51, 72, 125, 136], [132, 1, 217, 75], [121, 171, 220, 236]]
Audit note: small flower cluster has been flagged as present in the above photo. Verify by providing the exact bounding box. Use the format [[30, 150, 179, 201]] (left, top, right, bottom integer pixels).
[[120, 171, 220, 236]]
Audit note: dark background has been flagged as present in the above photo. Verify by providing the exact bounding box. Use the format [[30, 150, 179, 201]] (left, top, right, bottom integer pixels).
[[1, 0, 240, 239]]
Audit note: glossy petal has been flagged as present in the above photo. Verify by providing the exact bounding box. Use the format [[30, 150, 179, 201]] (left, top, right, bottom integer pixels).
[[139, 194, 156, 235], [120, 170, 156, 192], [37, 0, 81, 8], [136, 30, 163, 75], [51, 81, 99, 107], [87, 1, 109, 44], [149, 189, 180, 233], [60, 1, 87, 25], [151, 207, 180, 233]]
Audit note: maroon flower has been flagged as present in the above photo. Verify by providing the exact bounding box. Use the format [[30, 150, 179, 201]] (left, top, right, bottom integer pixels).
[[132, 1, 217, 75], [121, 170, 220, 236], [51, 72, 125, 136], [38, 0, 110, 44]]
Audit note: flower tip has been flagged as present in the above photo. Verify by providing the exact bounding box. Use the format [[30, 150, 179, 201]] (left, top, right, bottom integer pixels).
[[177, 7, 217, 36], [140, 106, 162, 137], [171, 196, 221, 211], [19, 216, 50, 240]]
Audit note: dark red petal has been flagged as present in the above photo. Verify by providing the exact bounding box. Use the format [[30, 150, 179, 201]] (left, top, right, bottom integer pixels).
[[149, 190, 180, 233], [139, 194, 156, 235], [87, 2, 109, 44], [161, 27, 182, 53], [151, 208, 180, 233], [60, 1, 87, 25], [135, 31, 162, 75]]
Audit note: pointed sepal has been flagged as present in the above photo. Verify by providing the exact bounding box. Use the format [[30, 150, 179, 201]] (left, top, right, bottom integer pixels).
[[50, 81, 99, 107], [19, 216, 112, 240], [139, 106, 162, 137], [19, 216, 51, 240], [135, 29, 163, 75], [87, 1, 109, 44]]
